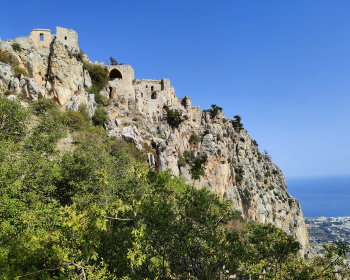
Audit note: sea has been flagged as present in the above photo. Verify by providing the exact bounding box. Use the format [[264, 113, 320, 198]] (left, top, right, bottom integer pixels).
[[286, 175, 350, 217]]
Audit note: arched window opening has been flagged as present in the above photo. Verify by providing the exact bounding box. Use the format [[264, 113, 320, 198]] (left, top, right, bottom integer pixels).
[[109, 69, 122, 80], [146, 85, 148, 88], [151, 86, 154, 91], [40, 34, 44, 41], [141, 93, 143, 98], [151, 92, 157, 99], [65, 36, 67, 40]]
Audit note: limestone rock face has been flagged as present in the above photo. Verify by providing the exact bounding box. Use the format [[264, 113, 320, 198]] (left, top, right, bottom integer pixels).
[[0, 27, 309, 255], [48, 40, 85, 106], [0, 27, 92, 112], [105, 75, 310, 255]]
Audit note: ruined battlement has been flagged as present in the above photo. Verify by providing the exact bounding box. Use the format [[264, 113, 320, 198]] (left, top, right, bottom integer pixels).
[[29, 26, 78, 50]]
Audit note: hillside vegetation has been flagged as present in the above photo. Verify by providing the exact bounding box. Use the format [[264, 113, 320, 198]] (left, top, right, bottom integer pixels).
[[0, 97, 349, 279]]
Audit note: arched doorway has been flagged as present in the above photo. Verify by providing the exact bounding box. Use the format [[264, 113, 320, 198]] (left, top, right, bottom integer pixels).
[[109, 69, 122, 80]]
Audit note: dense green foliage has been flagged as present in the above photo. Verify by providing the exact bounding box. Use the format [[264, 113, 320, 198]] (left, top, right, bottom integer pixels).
[[232, 115, 244, 131], [11, 43, 22, 52], [94, 107, 108, 126], [189, 132, 201, 144], [164, 106, 184, 128], [83, 61, 110, 105], [31, 98, 60, 115], [0, 99, 349, 279], [78, 104, 91, 122], [0, 98, 29, 142], [66, 110, 87, 130], [0, 51, 20, 68], [209, 104, 223, 119], [83, 62, 109, 92]]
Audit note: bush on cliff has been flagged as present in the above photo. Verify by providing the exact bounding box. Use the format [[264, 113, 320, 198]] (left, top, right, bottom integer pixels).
[[31, 98, 59, 115], [93, 107, 108, 126], [83, 62, 109, 91], [164, 105, 184, 128]]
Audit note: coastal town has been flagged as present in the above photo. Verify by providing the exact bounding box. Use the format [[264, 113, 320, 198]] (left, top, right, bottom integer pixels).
[[305, 216, 350, 254]]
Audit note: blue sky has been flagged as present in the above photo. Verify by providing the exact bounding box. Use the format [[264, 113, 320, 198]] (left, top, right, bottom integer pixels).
[[1, 0, 349, 178]]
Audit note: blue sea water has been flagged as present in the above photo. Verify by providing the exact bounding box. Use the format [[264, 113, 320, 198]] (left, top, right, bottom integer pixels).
[[286, 175, 350, 217]]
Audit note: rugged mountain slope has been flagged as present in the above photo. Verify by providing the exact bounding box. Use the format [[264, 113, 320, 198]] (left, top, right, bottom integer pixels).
[[0, 27, 309, 254]]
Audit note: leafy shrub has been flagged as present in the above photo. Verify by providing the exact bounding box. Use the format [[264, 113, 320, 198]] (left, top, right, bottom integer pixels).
[[190, 154, 207, 180], [232, 115, 244, 131], [84, 124, 107, 136], [235, 174, 242, 182], [88, 84, 111, 106], [189, 132, 200, 144], [288, 198, 294, 207], [0, 98, 29, 142], [177, 153, 187, 167], [209, 104, 223, 119], [66, 110, 87, 130], [252, 139, 258, 148], [240, 137, 245, 142], [14, 67, 28, 77], [235, 166, 244, 183], [93, 107, 108, 126], [69, 52, 83, 62], [31, 98, 59, 115], [202, 129, 210, 136], [183, 150, 195, 163], [164, 106, 184, 128], [95, 92, 111, 105], [83, 62, 109, 91], [265, 171, 271, 177], [264, 179, 268, 184], [11, 43, 21, 52], [110, 139, 147, 162], [78, 104, 91, 122], [46, 108, 69, 124], [263, 149, 272, 161], [0, 51, 19, 67]]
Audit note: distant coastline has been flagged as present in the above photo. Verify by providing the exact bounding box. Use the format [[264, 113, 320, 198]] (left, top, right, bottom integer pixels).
[[286, 175, 350, 217]]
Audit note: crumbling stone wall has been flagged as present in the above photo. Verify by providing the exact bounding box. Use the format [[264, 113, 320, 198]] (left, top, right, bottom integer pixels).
[[55, 26, 79, 51], [28, 27, 79, 51], [29, 29, 52, 49]]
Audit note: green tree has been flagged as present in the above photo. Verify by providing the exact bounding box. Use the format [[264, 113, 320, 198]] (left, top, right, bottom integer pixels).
[[164, 106, 184, 128], [209, 104, 223, 119], [232, 114, 244, 131], [0, 98, 29, 142]]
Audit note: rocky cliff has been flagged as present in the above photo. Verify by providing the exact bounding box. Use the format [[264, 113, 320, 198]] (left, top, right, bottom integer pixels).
[[0, 27, 309, 254]]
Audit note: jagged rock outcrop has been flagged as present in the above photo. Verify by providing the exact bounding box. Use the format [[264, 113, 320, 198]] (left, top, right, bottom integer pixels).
[[0, 27, 95, 113], [0, 27, 309, 255]]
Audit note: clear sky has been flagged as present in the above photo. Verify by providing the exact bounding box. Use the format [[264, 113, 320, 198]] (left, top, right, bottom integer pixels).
[[1, 0, 349, 178]]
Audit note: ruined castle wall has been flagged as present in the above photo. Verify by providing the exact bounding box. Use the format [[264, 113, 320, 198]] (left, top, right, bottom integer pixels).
[[29, 29, 52, 49], [55, 27, 79, 51]]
